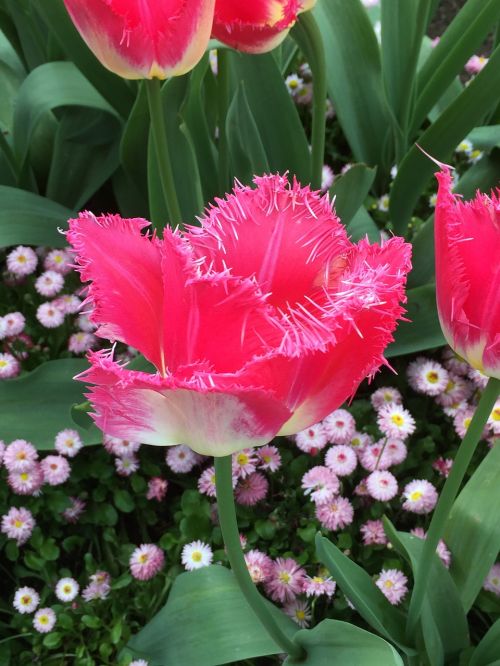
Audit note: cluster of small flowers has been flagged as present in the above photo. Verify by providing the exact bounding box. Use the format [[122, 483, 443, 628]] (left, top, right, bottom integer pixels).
[[0, 311, 27, 379], [455, 137, 483, 166], [196, 445, 281, 506], [284, 63, 335, 119], [407, 351, 499, 443], [104, 435, 142, 477], [12, 576, 79, 633]]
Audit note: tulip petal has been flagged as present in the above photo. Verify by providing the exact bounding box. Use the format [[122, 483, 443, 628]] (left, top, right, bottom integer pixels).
[[64, 0, 215, 79], [435, 169, 500, 377], [81, 351, 291, 456], [67, 213, 165, 371]]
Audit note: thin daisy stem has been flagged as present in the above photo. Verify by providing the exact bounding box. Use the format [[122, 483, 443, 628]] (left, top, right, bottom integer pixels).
[[406, 376, 500, 640], [292, 12, 327, 189], [214, 456, 305, 661], [145, 78, 182, 228]]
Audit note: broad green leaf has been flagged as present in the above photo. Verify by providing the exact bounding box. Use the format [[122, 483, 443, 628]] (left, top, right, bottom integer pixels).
[[0, 28, 25, 132], [411, 0, 500, 133], [314, 0, 392, 171], [0, 359, 101, 449], [330, 164, 376, 225], [315, 535, 412, 654], [391, 43, 500, 234], [346, 206, 381, 242], [285, 620, 404, 665], [35, 0, 134, 117], [470, 619, 500, 666], [383, 524, 469, 662], [0, 185, 72, 247], [467, 125, 500, 151], [4, 0, 47, 70], [386, 284, 445, 357], [226, 83, 269, 186], [229, 52, 310, 183], [13, 61, 119, 166], [126, 565, 297, 665], [444, 444, 500, 612]]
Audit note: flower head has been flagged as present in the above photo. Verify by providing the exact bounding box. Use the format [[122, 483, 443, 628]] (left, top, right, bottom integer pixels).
[[359, 442, 393, 472], [68, 175, 411, 456], [376, 569, 408, 605], [130, 544, 165, 580], [166, 444, 198, 473], [0, 353, 20, 379], [283, 599, 311, 628], [371, 387, 403, 411], [483, 563, 500, 596], [146, 477, 168, 501], [1, 507, 36, 545], [181, 540, 213, 571], [402, 479, 438, 514], [0, 311, 25, 338], [285, 73, 304, 96], [377, 402, 416, 440], [303, 574, 336, 598], [235, 471, 268, 505], [245, 549, 273, 583], [434, 167, 500, 379], [41, 455, 71, 485], [265, 557, 306, 603], [315, 496, 354, 531], [13, 586, 40, 614], [82, 571, 111, 601], [63, 497, 86, 523], [115, 454, 139, 476], [7, 246, 38, 276], [8, 465, 44, 495], [360, 519, 387, 546], [321, 165, 335, 192], [324, 444, 357, 476], [295, 423, 328, 454], [44, 248, 73, 274], [198, 466, 217, 497], [4, 440, 38, 473], [54, 429, 83, 458], [36, 302, 65, 328], [465, 55, 488, 74], [256, 445, 281, 472], [35, 270, 64, 297], [385, 438, 407, 466], [63, 0, 215, 79], [322, 409, 356, 445], [407, 358, 449, 396], [33, 607, 56, 633], [366, 470, 398, 501], [55, 577, 79, 602], [232, 448, 258, 479], [68, 332, 97, 354], [301, 465, 340, 504]]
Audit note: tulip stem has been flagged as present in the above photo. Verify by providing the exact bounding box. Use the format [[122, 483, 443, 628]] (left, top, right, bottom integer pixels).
[[406, 376, 500, 640], [145, 78, 183, 227], [214, 456, 305, 661], [217, 49, 231, 193], [292, 12, 327, 190]]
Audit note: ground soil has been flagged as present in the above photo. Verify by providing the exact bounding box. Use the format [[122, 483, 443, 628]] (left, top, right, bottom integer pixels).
[[428, 0, 494, 55]]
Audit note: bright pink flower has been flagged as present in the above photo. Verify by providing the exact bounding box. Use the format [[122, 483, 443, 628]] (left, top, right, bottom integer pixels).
[[360, 519, 387, 546], [432, 456, 453, 478], [465, 54, 488, 74], [129, 544, 164, 580], [435, 168, 500, 379], [212, 1, 315, 54], [146, 477, 168, 501], [235, 471, 268, 505], [63, 0, 215, 79], [67, 176, 411, 456], [245, 549, 273, 583], [315, 496, 354, 531], [264, 557, 306, 603]]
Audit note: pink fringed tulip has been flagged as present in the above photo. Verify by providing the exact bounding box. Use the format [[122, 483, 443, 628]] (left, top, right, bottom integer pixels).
[[212, 0, 316, 54], [67, 175, 411, 456], [63, 0, 216, 79], [435, 168, 500, 379]]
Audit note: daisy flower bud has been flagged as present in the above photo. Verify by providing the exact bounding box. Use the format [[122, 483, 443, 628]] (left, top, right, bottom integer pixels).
[[181, 540, 213, 571], [13, 587, 40, 614], [6, 246, 38, 276], [129, 544, 165, 581]]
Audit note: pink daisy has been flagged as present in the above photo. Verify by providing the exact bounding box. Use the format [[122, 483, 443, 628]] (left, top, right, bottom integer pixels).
[[13, 586, 40, 614], [198, 466, 217, 497], [322, 409, 356, 444], [53, 294, 82, 315], [435, 374, 472, 408], [468, 367, 488, 389], [295, 423, 328, 454], [68, 332, 96, 354], [407, 358, 449, 396], [4, 440, 38, 473], [301, 466, 340, 504], [366, 470, 398, 501], [315, 496, 354, 531], [371, 387, 403, 411], [377, 402, 416, 440], [321, 164, 335, 192], [1, 312, 25, 337], [245, 549, 273, 584], [465, 54, 488, 74], [1, 506, 36, 545], [354, 478, 370, 496], [402, 479, 438, 514], [35, 270, 64, 297], [6, 246, 38, 276], [115, 455, 139, 476], [442, 347, 469, 376], [54, 429, 83, 458], [8, 464, 44, 495], [82, 571, 111, 601], [62, 497, 86, 523], [283, 599, 311, 628], [350, 431, 373, 455], [36, 302, 65, 328], [303, 574, 336, 598], [359, 442, 393, 472], [0, 353, 20, 379], [33, 607, 56, 633], [256, 445, 281, 472], [264, 558, 306, 603], [376, 569, 408, 605], [76, 312, 97, 332], [129, 544, 165, 581], [385, 438, 407, 465], [41, 455, 71, 485], [483, 563, 500, 596], [104, 436, 141, 457], [432, 457, 453, 478], [235, 472, 268, 506], [232, 448, 258, 479], [325, 445, 357, 476], [146, 477, 168, 501], [487, 400, 500, 435], [410, 528, 451, 569], [360, 519, 387, 546], [44, 248, 73, 275], [166, 445, 198, 473]]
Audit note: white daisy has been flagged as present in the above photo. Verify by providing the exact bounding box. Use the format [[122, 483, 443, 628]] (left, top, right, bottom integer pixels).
[[181, 540, 213, 571]]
